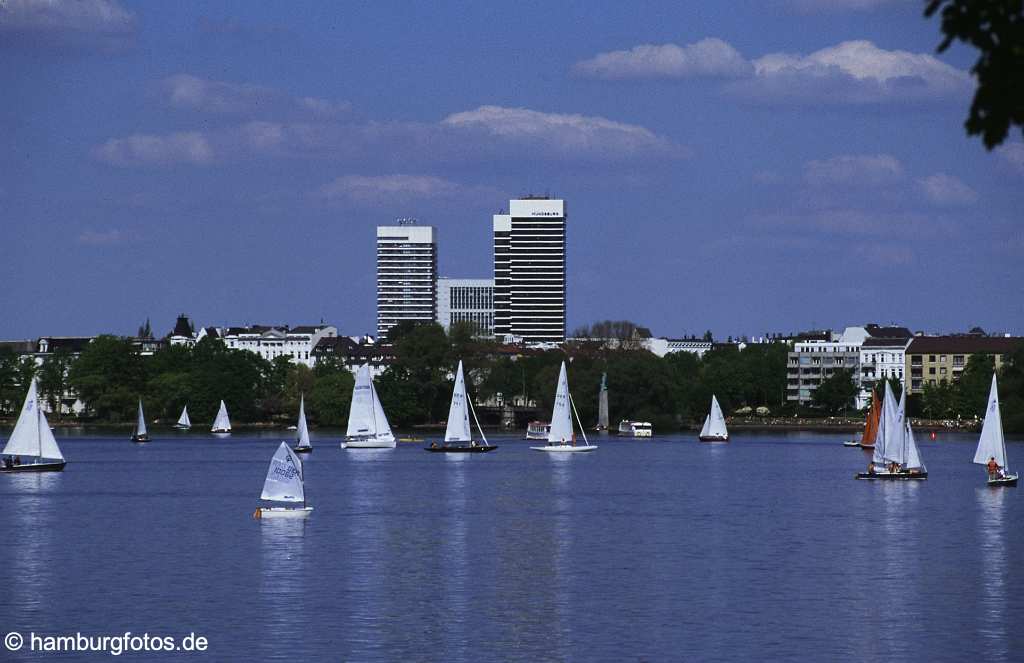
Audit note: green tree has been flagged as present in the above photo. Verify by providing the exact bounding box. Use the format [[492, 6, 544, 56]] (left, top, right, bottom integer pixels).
[[67, 335, 143, 420], [812, 369, 858, 414], [0, 347, 20, 414], [307, 364, 354, 426], [955, 352, 996, 417], [926, 0, 1024, 148], [37, 348, 74, 419]]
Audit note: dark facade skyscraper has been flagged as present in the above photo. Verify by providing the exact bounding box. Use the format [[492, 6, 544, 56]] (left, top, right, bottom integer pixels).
[[493, 198, 566, 343], [376, 222, 437, 339]]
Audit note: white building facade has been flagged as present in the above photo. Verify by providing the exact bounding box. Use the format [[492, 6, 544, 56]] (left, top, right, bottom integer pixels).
[[493, 197, 566, 344], [221, 325, 337, 367], [377, 223, 437, 339], [787, 326, 868, 408], [436, 277, 495, 335]]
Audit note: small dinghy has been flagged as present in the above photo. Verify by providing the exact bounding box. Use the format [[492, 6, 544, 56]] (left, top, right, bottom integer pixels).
[[343, 364, 396, 449], [425, 361, 496, 453], [211, 400, 232, 434], [698, 395, 729, 442], [292, 394, 313, 454], [1, 378, 66, 473], [173, 405, 191, 430], [131, 399, 150, 443], [974, 374, 1017, 487], [531, 362, 597, 453], [856, 383, 927, 480], [254, 442, 313, 519]]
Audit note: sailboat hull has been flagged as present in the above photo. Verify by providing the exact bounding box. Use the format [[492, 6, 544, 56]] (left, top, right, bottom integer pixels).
[[343, 438, 396, 449], [254, 506, 313, 519], [988, 474, 1018, 486], [843, 440, 860, 447], [855, 471, 928, 481], [293, 445, 313, 454], [211, 430, 231, 435], [699, 435, 729, 442], [531, 444, 598, 453], [173, 424, 191, 430], [131, 435, 150, 443], [425, 444, 497, 453], [1, 460, 66, 473]]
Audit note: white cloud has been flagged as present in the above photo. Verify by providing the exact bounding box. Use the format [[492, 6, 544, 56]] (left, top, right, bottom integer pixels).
[[0, 0, 135, 50], [917, 173, 978, 205], [441, 105, 681, 158], [78, 229, 124, 245], [94, 104, 684, 167], [735, 40, 971, 104], [785, 0, 910, 12], [804, 154, 904, 187], [92, 132, 214, 166], [572, 38, 751, 80], [319, 174, 462, 204], [158, 74, 350, 117], [997, 142, 1024, 175]]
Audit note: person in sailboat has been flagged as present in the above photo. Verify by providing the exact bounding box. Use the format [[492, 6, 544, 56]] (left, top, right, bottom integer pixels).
[[3, 457, 10, 470], [987, 456, 1003, 480]]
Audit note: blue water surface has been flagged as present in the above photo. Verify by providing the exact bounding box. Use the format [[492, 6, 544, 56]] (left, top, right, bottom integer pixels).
[[0, 429, 1021, 662]]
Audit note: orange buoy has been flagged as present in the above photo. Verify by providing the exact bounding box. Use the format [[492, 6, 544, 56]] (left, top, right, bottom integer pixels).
[[929, 431, 937, 441]]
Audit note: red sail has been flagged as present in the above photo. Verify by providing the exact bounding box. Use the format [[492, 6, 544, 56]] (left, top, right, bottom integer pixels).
[[860, 390, 881, 447]]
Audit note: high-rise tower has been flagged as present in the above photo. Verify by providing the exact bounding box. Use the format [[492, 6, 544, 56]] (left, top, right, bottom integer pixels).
[[493, 198, 565, 343], [376, 221, 437, 339]]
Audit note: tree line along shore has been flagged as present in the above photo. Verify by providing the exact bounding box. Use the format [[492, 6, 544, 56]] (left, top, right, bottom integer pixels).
[[2, 321, 1022, 434]]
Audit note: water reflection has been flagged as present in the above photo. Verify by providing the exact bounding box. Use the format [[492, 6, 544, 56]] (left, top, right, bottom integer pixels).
[[874, 482, 921, 656], [8, 473, 60, 623], [976, 487, 1008, 659], [441, 455, 469, 658]]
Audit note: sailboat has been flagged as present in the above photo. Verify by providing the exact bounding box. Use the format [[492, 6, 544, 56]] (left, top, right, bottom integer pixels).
[[343, 364, 396, 449], [847, 389, 880, 448], [856, 383, 927, 480], [293, 394, 312, 454], [131, 399, 150, 443], [174, 405, 191, 430], [595, 372, 609, 431], [426, 361, 496, 453], [698, 395, 729, 442], [974, 374, 1018, 486], [253, 442, 313, 519], [530, 361, 597, 453], [1, 378, 66, 473], [211, 400, 232, 434]]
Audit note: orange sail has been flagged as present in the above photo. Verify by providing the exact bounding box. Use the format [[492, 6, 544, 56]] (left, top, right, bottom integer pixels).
[[860, 390, 881, 448]]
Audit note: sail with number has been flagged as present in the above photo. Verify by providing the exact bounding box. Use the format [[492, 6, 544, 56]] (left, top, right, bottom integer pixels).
[[212, 400, 231, 432], [260, 442, 305, 503], [444, 361, 472, 442], [597, 373, 609, 430], [296, 394, 311, 449], [547, 362, 574, 443], [974, 374, 1007, 470], [134, 400, 148, 438], [700, 395, 728, 439], [2, 378, 64, 461], [346, 364, 395, 443], [177, 405, 191, 428]]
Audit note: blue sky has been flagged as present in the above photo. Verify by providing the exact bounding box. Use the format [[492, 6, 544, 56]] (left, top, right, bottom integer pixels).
[[2, 0, 1022, 340]]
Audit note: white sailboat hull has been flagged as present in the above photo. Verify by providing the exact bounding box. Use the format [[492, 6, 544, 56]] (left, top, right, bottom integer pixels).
[[255, 506, 313, 519], [212, 430, 231, 435], [531, 444, 598, 453], [343, 438, 396, 449]]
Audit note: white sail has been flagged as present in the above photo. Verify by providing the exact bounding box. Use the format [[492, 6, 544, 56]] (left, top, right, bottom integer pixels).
[[704, 395, 728, 438], [444, 361, 473, 443], [369, 375, 395, 443], [260, 442, 305, 503], [177, 405, 191, 428], [212, 400, 231, 432], [346, 364, 395, 443], [905, 421, 925, 471], [873, 382, 895, 466], [135, 399, 148, 437], [974, 374, 1007, 469], [883, 388, 908, 465], [597, 373, 609, 429], [296, 394, 311, 448], [548, 362, 574, 443], [2, 378, 64, 461]]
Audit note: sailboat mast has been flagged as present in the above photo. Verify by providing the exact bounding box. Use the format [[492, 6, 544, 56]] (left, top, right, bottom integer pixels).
[[568, 392, 590, 447], [37, 398, 43, 458], [467, 389, 488, 445]]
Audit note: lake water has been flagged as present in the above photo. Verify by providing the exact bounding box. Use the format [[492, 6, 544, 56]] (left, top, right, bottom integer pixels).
[[0, 429, 1021, 662]]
